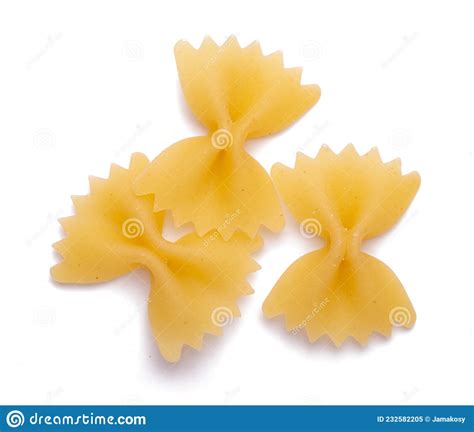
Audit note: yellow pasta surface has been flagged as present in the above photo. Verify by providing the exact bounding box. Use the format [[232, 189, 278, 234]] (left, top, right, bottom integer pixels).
[[263, 145, 421, 346], [133, 36, 321, 240], [51, 153, 262, 362]]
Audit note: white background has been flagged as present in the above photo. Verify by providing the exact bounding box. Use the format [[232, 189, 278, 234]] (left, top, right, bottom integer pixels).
[[0, 0, 473, 405]]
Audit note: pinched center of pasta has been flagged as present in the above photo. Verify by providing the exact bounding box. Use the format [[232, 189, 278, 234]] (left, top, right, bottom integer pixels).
[[329, 227, 363, 263]]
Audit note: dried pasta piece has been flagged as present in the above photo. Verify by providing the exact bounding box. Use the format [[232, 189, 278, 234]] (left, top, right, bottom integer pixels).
[[133, 36, 321, 240], [51, 153, 262, 362], [263, 145, 420, 346]]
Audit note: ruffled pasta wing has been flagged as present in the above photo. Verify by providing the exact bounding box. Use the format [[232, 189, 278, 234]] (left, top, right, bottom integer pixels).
[[174, 35, 321, 138], [133, 136, 284, 240], [271, 145, 420, 240], [148, 232, 262, 362], [263, 248, 416, 345], [51, 153, 160, 283]]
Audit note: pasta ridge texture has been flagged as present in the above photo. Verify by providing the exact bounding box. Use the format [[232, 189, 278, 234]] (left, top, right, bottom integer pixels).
[[263, 144, 421, 346]]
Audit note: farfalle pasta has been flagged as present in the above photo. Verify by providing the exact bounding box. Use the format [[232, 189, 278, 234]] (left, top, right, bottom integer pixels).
[[51, 35, 421, 363], [52, 153, 262, 362], [50, 37, 319, 362], [263, 145, 420, 346], [133, 36, 321, 240]]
